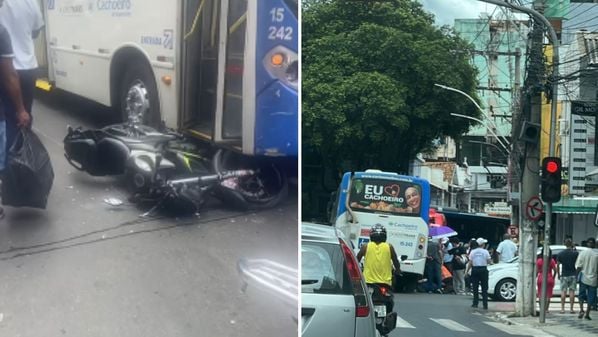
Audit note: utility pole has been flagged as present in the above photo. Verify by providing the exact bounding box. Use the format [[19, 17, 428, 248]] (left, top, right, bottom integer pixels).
[[516, 7, 543, 316], [509, 47, 522, 259], [479, 0, 560, 321]]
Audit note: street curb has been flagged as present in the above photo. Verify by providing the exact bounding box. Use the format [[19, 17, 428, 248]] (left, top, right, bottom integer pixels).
[[490, 312, 560, 328], [491, 312, 519, 326]]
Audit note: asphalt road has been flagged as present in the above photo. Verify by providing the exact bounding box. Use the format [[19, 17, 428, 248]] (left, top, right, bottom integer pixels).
[[0, 91, 298, 337], [388, 292, 558, 337]]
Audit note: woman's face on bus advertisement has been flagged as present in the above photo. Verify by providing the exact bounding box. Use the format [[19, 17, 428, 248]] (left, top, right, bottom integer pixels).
[[405, 187, 420, 209]]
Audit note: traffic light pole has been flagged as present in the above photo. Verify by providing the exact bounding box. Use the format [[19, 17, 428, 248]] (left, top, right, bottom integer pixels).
[[478, 0, 559, 322]]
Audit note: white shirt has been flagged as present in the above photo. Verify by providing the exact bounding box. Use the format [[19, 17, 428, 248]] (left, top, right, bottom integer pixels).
[[469, 248, 491, 267], [575, 248, 598, 287], [496, 239, 518, 263], [0, 0, 44, 70]]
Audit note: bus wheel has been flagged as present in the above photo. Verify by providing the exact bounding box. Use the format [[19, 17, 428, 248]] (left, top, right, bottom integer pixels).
[[119, 62, 161, 128]]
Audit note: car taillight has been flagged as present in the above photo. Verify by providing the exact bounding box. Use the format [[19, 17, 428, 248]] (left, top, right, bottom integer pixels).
[[340, 239, 370, 317], [263, 45, 298, 90]]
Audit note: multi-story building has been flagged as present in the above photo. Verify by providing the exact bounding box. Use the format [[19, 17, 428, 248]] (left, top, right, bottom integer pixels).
[[454, 16, 529, 167], [545, 1, 598, 243]]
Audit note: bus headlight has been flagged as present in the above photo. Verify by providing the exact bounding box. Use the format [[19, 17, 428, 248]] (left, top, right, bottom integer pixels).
[[263, 45, 297, 91]]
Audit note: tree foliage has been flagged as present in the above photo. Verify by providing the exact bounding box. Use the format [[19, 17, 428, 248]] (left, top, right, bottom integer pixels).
[[303, 0, 481, 173]]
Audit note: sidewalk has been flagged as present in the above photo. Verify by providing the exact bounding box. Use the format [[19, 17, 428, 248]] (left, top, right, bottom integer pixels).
[[485, 299, 598, 337]]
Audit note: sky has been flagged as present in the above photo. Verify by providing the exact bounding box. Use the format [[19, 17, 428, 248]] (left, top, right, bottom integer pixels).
[[419, 0, 498, 26]]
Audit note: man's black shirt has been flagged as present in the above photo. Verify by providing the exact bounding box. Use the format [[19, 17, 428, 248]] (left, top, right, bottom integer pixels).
[[0, 23, 14, 120], [557, 249, 579, 277]]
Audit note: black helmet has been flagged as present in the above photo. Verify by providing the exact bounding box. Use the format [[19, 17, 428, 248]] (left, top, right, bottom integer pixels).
[[370, 224, 387, 243]]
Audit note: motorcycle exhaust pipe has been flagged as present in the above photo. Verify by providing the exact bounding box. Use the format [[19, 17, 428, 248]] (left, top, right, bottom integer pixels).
[[167, 170, 256, 188]]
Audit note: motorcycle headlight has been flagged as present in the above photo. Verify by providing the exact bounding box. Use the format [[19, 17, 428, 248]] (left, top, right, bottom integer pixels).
[[133, 156, 153, 173]]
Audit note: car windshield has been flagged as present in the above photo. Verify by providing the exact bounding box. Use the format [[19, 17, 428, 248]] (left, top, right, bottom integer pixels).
[[302, 241, 352, 295]]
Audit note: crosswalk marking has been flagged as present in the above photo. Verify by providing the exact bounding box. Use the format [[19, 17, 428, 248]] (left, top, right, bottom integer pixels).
[[484, 322, 557, 337], [429, 318, 474, 332], [395, 316, 416, 328]]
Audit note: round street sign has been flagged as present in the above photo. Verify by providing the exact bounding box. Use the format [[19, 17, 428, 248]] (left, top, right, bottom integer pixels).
[[526, 196, 544, 221]]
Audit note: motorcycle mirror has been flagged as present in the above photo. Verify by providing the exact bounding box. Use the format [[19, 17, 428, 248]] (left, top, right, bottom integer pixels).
[[103, 197, 124, 206]]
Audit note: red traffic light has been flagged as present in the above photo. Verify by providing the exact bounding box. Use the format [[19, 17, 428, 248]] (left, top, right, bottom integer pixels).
[[545, 160, 559, 173]]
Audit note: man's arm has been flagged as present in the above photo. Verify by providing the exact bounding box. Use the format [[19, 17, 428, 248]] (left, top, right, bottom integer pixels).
[[0, 57, 30, 127], [389, 244, 401, 273], [486, 251, 492, 265], [356, 244, 367, 263], [465, 258, 472, 275], [575, 251, 585, 270], [31, 0, 45, 39]]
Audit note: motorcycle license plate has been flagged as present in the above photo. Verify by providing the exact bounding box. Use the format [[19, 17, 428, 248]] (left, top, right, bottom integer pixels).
[[374, 305, 386, 318]]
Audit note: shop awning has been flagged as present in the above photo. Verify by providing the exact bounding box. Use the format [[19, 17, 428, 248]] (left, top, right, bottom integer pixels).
[[551, 196, 598, 214]]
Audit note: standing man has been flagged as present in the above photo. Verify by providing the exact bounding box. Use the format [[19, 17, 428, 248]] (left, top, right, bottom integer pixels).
[[449, 237, 467, 295], [466, 238, 492, 309], [425, 237, 444, 294], [442, 237, 454, 292], [557, 238, 579, 314], [575, 237, 597, 320], [0, 0, 44, 150], [496, 233, 518, 263], [0, 7, 32, 217]]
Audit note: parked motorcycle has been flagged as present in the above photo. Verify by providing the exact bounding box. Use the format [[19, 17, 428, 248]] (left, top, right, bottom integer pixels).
[[368, 283, 397, 337], [63, 121, 287, 215]]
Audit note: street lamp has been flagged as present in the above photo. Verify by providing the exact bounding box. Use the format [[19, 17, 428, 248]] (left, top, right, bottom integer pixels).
[[435, 83, 511, 148]]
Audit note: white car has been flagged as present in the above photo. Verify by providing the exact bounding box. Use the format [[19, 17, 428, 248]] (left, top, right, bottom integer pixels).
[[487, 245, 589, 301]]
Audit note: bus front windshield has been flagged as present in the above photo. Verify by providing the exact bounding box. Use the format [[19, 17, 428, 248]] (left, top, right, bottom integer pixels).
[[348, 178, 423, 217]]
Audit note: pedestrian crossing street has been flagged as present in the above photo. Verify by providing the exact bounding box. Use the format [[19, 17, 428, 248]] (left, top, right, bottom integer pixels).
[[393, 315, 556, 336]]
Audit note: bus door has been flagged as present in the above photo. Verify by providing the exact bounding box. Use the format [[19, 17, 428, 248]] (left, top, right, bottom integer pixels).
[[182, 0, 297, 156]]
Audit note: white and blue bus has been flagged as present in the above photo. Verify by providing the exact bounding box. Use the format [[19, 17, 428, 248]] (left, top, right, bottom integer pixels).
[[330, 170, 431, 291], [38, 0, 298, 156]]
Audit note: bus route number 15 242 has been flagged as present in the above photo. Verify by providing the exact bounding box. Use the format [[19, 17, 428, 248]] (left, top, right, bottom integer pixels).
[[269, 7, 293, 41]]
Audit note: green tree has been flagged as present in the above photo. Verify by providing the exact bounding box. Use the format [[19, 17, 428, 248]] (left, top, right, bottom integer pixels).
[[303, 0, 480, 174]]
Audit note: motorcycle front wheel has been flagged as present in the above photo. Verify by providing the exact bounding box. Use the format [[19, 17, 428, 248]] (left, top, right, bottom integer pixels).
[[212, 150, 288, 210]]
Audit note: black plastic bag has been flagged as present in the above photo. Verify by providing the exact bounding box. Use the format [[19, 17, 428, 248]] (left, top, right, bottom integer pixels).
[[2, 129, 54, 209]]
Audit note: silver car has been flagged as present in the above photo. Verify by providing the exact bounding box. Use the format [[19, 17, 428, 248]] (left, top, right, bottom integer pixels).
[[301, 222, 378, 337]]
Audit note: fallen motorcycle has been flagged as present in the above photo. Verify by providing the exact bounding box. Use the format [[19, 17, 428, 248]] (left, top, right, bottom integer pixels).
[[368, 283, 397, 337], [63, 122, 288, 215]]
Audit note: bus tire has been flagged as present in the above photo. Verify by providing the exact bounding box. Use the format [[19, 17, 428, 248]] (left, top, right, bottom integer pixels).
[[119, 62, 161, 128]]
